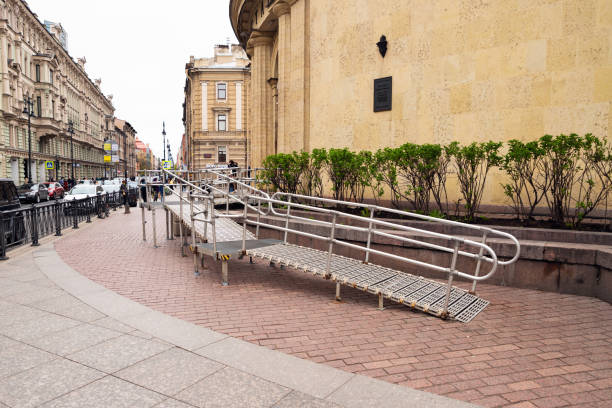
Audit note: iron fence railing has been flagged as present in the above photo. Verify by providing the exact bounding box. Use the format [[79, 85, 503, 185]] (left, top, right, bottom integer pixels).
[[0, 192, 122, 260]]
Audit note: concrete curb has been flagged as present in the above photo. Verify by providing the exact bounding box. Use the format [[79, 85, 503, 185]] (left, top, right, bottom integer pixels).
[[32, 243, 480, 408]]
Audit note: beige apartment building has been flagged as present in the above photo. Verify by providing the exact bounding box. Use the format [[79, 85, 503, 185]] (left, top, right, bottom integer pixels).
[[183, 44, 250, 170], [0, 0, 115, 184], [114, 118, 137, 178], [230, 0, 612, 203]]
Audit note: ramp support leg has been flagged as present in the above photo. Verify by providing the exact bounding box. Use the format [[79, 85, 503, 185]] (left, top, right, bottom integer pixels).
[[378, 293, 384, 311], [141, 205, 146, 241], [152, 206, 158, 248], [221, 260, 229, 286], [335, 282, 341, 301], [441, 240, 460, 319], [193, 252, 199, 277]]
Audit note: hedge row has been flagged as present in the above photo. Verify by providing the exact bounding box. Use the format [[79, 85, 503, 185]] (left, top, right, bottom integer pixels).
[[260, 134, 612, 228]]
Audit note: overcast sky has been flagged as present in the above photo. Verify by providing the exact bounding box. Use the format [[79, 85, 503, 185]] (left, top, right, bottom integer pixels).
[[26, 0, 237, 160]]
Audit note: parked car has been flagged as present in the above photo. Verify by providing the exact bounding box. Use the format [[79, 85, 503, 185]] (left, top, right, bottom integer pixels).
[[64, 184, 105, 201], [63, 184, 105, 216], [0, 179, 25, 246], [0, 179, 20, 212], [17, 183, 49, 203], [101, 184, 120, 194], [43, 182, 65, 200]]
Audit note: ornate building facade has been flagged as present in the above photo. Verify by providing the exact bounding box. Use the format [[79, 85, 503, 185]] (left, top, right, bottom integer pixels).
[[183, 44, 250, 169], [114, 118, 136, 179], [231, 0, 612, 203], [0, 0, 114, 184]]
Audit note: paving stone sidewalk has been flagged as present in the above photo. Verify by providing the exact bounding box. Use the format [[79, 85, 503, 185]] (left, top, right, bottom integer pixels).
[[0, 241, 476, 407], [51, 209, 612, 408]]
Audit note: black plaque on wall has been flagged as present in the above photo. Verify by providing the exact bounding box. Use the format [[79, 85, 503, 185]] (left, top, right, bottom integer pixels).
[[374, 76, 392, 112]]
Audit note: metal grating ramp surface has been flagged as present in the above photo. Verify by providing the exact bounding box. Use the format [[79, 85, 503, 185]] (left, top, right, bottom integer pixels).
[[164, 194, 255, 243], [247, 243, 490, 322]]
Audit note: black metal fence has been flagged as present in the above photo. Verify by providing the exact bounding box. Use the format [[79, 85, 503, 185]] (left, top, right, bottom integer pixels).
[[0, 192, 123, 260]]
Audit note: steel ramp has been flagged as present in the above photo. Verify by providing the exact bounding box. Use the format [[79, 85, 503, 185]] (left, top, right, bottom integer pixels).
[[247, 243, 489, 323]]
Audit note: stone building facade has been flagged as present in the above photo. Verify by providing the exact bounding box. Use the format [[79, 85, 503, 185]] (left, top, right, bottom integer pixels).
[[113, 118, 136, 179], [183, 44, 250, 169], [230, 0, 612, 203], [0, 0, 114, 184]]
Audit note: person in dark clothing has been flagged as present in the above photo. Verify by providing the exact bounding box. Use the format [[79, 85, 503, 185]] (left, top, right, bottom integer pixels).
[[120, 180, 130, 214], [139, 178, 147, 202], [228, 160, 238, 193]]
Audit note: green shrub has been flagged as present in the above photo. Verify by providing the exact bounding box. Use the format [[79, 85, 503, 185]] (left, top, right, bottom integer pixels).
[[501, 139, 549, 222], [261, 152, 306, 195], [446, 141, 503, 222]]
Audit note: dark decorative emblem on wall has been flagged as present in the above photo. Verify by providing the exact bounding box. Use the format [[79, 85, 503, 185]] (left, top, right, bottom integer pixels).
[[377, 35, 388, 58]]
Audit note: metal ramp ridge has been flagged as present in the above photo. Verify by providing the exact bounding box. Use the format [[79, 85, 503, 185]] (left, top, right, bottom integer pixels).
[[247, 243, 488, 323]]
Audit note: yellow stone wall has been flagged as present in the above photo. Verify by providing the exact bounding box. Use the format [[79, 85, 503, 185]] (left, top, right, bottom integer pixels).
[[307, 0, 611, 153], [232, 0, 612, 205]]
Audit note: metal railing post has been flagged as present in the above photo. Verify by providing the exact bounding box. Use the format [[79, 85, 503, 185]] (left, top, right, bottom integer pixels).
[[441, 239, 460, 319], [97, 195, 104, 219], [152, 196, 158, 248], [226, 176, 230, 215], [283, 196, 292, 244], [72, 200, 78, 229], [31, 205, 40, 246], [190, 190, 198, 275], [470, 231, 489, 294], [179, 184, 186, 255], [255, 199, 261, 239], [326, 212, 337, 278], [54, 201, 62, 236], [364, 208, 375, 264], [86, 198, 91, 223], [0, 212, 8, 260], [211, 195, 217, 256], [141, 198, 146, 241], [241, 189, 248, 255]]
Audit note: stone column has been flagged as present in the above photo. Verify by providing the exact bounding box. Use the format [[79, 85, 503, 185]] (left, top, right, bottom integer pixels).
[[247, 32, 274, 167], [288, 0, 309, 153], [272, 1, 291, 153]]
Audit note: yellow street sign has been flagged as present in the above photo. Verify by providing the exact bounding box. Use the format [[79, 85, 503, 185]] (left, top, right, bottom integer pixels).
[[104, 155, 111, 163], [162, 160, 172, 170], [104, 143, 112, 151], [45, 161, 54, 170]]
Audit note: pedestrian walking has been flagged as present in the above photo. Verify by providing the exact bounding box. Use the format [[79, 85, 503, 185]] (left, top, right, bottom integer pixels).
[[120, 180, 130, 214]]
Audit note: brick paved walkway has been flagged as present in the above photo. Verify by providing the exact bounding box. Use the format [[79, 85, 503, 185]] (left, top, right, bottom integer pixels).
[[54, 210, 612, 408]]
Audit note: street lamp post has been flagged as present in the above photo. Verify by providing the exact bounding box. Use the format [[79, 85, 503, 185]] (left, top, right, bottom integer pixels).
[[124, 132, 128, 182], [23, 96, 34, 183], [162, 122, 166, 162], [68, 120, 75, 183]]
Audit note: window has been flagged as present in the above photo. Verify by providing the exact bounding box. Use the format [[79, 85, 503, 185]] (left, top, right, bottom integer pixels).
[[36, 96, 42, 117], [217, 114, 227, 131], [49, 69, 53, 85], [35, 65, 40, 82], [217, 146, 227, 163], [217, 83, 226, 100]]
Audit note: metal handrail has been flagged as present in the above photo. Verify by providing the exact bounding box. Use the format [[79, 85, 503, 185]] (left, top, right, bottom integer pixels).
[[271, 192, 521, 266], [246, 194, 500, 282], [140, 168, 521, 316]]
